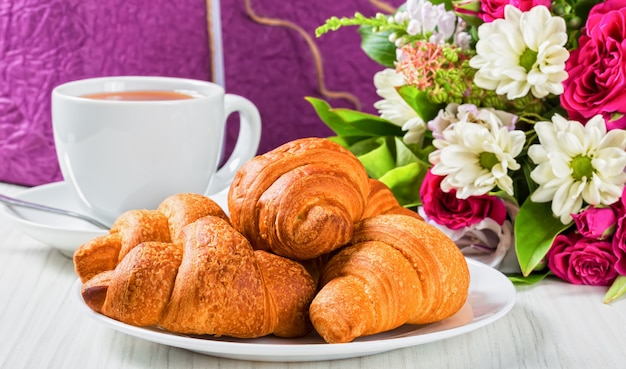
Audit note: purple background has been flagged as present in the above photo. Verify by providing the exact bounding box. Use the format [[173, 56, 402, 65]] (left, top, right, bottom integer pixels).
[[0, 0, 402, 186]]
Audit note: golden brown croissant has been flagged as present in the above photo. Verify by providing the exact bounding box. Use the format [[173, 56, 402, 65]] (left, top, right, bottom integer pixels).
[[362, 178, 424, 221], [80, 216, 317, 338], [228, 137, 371, 260], [74, 193, 227, 282], [309, 214, 470, 343]]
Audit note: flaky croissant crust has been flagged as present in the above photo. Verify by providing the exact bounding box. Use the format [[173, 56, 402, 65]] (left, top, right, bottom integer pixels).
[[74, 193, 229, 283], [228, 137, 371, 260], [309, 214, 470, 343], [74, 194, 317, 339], [362, 178, 424, 221], [73, 139, 472, 344]]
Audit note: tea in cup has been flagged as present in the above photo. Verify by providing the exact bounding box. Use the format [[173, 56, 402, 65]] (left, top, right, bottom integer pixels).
[[52, 76, 261, 224]]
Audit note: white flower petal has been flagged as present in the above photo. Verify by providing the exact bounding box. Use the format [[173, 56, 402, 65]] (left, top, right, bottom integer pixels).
[[471, 4, 569, 99], [428, 105, 523, 197], [529, 114, 626, 223], [373, 69, 422, 128]]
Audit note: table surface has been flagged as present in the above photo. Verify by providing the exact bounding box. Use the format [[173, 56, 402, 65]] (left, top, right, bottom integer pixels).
[[1, 180, 625, 369]]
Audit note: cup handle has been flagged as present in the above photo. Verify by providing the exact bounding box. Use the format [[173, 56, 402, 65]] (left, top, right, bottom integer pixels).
[[206, 94, 261, 195]]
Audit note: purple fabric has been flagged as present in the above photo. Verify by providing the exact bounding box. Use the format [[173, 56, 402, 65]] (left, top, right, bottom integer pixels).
[[0, 0, 211, 186], [222, 0, 403, 155], [0, 0, 403, 186]]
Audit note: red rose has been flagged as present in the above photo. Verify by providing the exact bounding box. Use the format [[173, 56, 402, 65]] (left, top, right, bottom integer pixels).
[[547, 232, 619, 286], [420, 170, 506, 230], [560, 3, 626, 131]]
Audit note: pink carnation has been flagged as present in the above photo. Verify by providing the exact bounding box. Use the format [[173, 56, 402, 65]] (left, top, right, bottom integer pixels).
[[560, 2, 626, 131], [420, 170, 507, 230], [479, 0, 551, 22], [547, 232, 619, 286]]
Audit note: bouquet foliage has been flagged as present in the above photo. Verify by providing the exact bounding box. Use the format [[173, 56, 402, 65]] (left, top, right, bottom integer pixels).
[[309, 0, 626, 303]]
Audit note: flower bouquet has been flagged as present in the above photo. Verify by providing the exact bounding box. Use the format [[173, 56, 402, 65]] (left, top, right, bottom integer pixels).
[[308, 0, 626, 303]]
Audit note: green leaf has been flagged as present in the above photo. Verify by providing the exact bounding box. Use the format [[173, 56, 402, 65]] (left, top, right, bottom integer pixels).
[[393, 137, 422, 166], [514, 200, 572, 276], [513, 156, 536, 205], [508, 271, 551, 285], [379, 161, 428, 207], [359, 26, 396, 67], [352, 137, 396, 178], [396, 85, 443, 122], [604, 275, 626, 304], [333, 109, 404, 136], [406, 133, 436, 162], [338, 136, 429, 207], [327, 135, 370, 148], [305, 97, 404, 137]]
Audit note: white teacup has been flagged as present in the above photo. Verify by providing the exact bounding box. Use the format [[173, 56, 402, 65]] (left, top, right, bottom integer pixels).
[[52, 76, 261, 224]]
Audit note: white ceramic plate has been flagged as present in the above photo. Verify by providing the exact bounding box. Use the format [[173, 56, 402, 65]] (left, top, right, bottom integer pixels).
[[0, 181, 229, 258], [73, 259, 516, 362]]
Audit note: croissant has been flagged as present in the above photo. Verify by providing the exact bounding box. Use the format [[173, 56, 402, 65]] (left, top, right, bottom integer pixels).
[[228, 137, 371, 260], [74, 193, 228, 282], [361, 178, 424, 221], [309, 214, 470, 343], [80, 216, 317, 338]]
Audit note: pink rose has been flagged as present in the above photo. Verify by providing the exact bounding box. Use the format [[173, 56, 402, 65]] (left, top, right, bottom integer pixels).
[[479, 1, 551, 22], [611, 189, 626, 275], [587, 0, 626, 30], [612, 219, 626, 275], [572, 205, 619, 240], [420, 170, 507, 230], [547, 232, 619, 286], [560, 3, 626, 131]]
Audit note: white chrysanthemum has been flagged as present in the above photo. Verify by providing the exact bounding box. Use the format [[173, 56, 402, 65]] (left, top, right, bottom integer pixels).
[[528, 114, 626, 224], [469, 5, 569, 99], [429, 120, 525, 198], [373, 68, 426, 145]]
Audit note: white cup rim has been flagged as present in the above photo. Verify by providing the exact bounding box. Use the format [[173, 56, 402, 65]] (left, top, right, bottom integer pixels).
[[52, 76, 223, 102]]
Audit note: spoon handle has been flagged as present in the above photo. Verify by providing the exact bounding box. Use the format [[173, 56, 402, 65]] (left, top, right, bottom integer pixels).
[[0, 193, 110, 230]]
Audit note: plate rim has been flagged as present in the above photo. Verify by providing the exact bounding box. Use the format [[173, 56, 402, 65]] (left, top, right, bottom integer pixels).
[[72, 258, 516, 361]]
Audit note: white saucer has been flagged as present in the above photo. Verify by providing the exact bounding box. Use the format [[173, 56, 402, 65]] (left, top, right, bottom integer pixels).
[[74, 258, 515, 362], [0, 181, 229, 258]]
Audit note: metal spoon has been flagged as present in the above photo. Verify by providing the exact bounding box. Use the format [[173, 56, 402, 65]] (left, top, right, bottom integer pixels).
[[0, 193, 110, 230]]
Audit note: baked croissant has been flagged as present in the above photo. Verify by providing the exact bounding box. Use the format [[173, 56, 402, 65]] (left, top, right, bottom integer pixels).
[[309, 214, 470, 343], [362, 178, 424, 221], [228, 137, 371, 260], [80, 216, 317, 338], [73, 193, 228, 282]]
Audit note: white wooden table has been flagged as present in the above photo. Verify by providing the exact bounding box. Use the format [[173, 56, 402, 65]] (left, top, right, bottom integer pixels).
[[1, 180, 625, 369]]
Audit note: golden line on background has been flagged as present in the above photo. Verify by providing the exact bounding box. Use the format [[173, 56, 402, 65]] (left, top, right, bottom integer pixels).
[[206, 0, 217, 82], [369, 0, 397, 13], [243, 0, 362, 110]]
